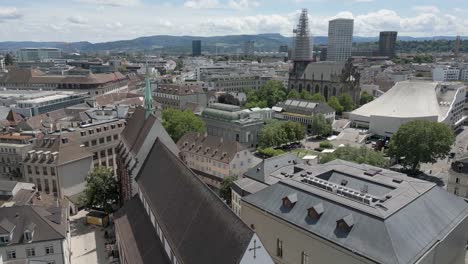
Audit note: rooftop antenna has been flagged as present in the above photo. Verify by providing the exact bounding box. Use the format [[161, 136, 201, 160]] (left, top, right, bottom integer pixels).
[[454, 35, 461, 63], [144, 58, 153, 119]]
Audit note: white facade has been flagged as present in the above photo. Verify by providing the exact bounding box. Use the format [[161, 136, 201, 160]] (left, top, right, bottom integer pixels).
[[0, 239, 69, 264], [327, 19, 354, 63], [433, 66, 461, 82]]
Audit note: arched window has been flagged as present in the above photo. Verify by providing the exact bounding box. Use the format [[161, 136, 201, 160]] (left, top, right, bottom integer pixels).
[[315, 85, 320, 94], [333, 87, 337, 96], [299, 84, 303, 92], [324, 86, 329, 100], [307, 84, 311, 92]]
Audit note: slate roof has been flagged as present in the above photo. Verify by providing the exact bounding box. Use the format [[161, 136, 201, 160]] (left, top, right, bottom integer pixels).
[[301, 62, 344, 81], [0, 179, 18, 192], [177, 132, 246, 163], [276, 99, 335, 116], [156, 83, 204, 95], [243, 160, 468, 264], [114, 196, 171, 264], [135, 138, 254, 264], [0, 205, 67, 245], [244, 153, 303, 184]]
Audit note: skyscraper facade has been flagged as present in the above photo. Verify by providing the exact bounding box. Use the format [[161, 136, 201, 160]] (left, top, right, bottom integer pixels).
[[327, 19, 354, 62], [243, 41, 255, 56], [192, 40, 201, 56], [379, 31, 397, 58]]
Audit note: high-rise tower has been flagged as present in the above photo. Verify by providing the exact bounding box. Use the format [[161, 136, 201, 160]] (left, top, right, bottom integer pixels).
[[327, 18, 354, 62], [290, 9, 313, 89], [379, 31, 398, 58]]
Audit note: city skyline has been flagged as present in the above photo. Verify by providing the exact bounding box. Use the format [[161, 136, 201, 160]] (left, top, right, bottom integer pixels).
[[0, 0, 467, 42]]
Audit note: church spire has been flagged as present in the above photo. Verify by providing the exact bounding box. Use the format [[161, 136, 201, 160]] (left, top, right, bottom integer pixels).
[[144, 60, 153, 119]]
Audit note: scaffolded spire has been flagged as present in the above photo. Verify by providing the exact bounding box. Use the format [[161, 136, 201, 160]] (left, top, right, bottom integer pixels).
[[292, 9, 313, 61], [144, 60, 153, 119]]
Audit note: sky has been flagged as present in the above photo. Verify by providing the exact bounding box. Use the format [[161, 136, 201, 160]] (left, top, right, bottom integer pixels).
[[0, 0, 467, 43]]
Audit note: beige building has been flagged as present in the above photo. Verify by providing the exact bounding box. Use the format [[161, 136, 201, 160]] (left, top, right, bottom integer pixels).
[[240, 160, 468, 264], [23, 135, 92, 202], [0, 133, 33, 179], [177, 132, 259, 190]]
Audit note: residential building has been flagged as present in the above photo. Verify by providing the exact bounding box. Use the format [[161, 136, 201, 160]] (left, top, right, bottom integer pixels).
[[0, 133, 34, 179], [73, 118, 126, 173], [12, 92, 88, 117], [378, 31, 397, 58], [433, 66, 461, 82], [240, 159, 468, 264], [327, 19, 354, 62], [177, 132, 259, 190], [0, 205, 70, 264], [192, 40, 201, 57], [350, 81, 466, 137], [0, 69, 129, 96], [205, 75, 268, 92], [0, 179, 34, 197], [153, 83, 208, 110], [231, 153, 302, 216], [288, 61, 361, 103], [202, 103, 264, 149], [113, 137, 273, 264], [22, 135, 93, 203], [17, 48, 61, 62], [243, 41, 255, 56], [273, 99, 335, 134], [0, 57, 5, 72], [447, 154, 468, 201]]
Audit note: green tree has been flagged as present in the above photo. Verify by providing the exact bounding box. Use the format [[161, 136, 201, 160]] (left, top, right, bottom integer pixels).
[[258, 120, 305, 148], [360, 91, 374, 105], [245, 80, 287, 108], [287, 89, 301, 99], [220, 176, 237, 206], [319, 141, 333, 149], [309, 93, 326, 102], [81, 167, 119, 213], [310, 114, 332, 137], [320, 145, 388, 168], [388, 120, 454, 174], [4, 53, 13, 66], [162, 109, 206, 142], [258, 148, 285, 157], [218, 93, 240, 106], [328, 96, 344, 113], [338, 94, 355, 112]]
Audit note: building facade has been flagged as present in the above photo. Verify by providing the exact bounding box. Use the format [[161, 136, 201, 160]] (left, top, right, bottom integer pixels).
[[153, 83, 208, 110], [0, 205, 70, 264], [22, 135, 93, 200], [177, 132, 259, 190], [0, 133, 33, 179], [13, 92, 88, 117], [17, 48, 62, 62], [202, 103, 264, 149], [447, 154, 468, 201], [327, 19, 354, 63], [378, 31, 397, 58], [273, 99, 335, 134], [192, 40, 201, 57]]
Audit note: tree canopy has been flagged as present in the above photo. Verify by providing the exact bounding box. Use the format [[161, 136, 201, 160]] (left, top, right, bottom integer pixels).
[[81, 167, 119, 213], [310, 114, 332, 137], [162, 108, 206, 142], [245, 80, 287, 108], [287, 89, 325, 102], [360, 91, 374, 105], [218, 93, 240, 106], [388, 120, 454, 173], [257, 147, 285, 157], [258, 120, 305, 148], [320, 145, 388, 168], [338, 94, 355, 112], [219, 176, 237, 206], [4, 53, 13, 66], [327, 96, 344, 113]]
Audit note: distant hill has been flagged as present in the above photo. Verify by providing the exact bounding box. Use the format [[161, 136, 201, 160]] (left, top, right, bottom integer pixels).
[[0, 34, 466, 54]]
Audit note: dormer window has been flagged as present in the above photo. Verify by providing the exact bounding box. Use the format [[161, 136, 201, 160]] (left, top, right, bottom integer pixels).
[[336, 214, 354, 232], [282, 193, 297, 209], [24, 222, 36, 242], [307, 203, 324, 220], [24, 230, 32, 241]]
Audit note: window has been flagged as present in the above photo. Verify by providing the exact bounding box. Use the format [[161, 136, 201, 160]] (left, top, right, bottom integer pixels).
[[93, 152, 98, 160], [36, 179, 42, 191], [301, 252, 309, 264], [7, 250, 16, 259], [47, 262, 55, 264], [111, 124, 116, 129], [104, 126, 109, 131], [118, 123, 123, 128], [96, 128, 102, 133], [0, 235, 9, 243], [276, 238, 283, 258], [91, 140, 97, 146], [456, 178, 460, 184], [27, 165, 32, 174], [52, 180, 57, 193], [99, 138, 105, 144], [106, 136, 112, 142], [113, 134, 118, 140], [107, 148, 113, 155], [45, 245, 54, 254], [44, 179, 50, 193], [26, 247, 35, 257], [100, 150, 106, 158], [454, 187, 459, 195], [43, 167, 48, 175], [51, 167, 56, 176], [35, 166, 39, 174]]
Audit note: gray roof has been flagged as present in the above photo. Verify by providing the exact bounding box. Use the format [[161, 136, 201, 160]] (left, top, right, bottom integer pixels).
[[276, 99, 334, 116], [0, 179, 18, 192], [232, 177, 269, 197], [134, 138, 254, 264], [244, 153, 303, 184], [301, 62, 344, 81], [243, 160, 468, 264], [114, 196, 171, 264], [0, 206, 67, 245]]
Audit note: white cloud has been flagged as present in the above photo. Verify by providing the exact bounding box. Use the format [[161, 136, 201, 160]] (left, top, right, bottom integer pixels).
[[0, 7, 22, 21], [227, 0, 260, 10], [75, 0, 140, 7], [412, 5, 440, 14], [353, 0, 374, 2], [67, 15, 88, 24], [105, 21, 123, 29], [183, 0, 220, 9]]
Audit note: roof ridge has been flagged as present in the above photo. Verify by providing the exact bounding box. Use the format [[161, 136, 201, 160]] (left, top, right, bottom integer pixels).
[[28, 206, 66, 240]]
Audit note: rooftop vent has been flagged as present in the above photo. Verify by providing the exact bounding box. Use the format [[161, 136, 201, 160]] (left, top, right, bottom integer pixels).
[[340, 179, 348, 186], [364, 169, 382, 176], [293, 166, 303, 174], [336, 214, 354, 232], [392, 179, 403, 184], [307, 203, 324, 220]]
